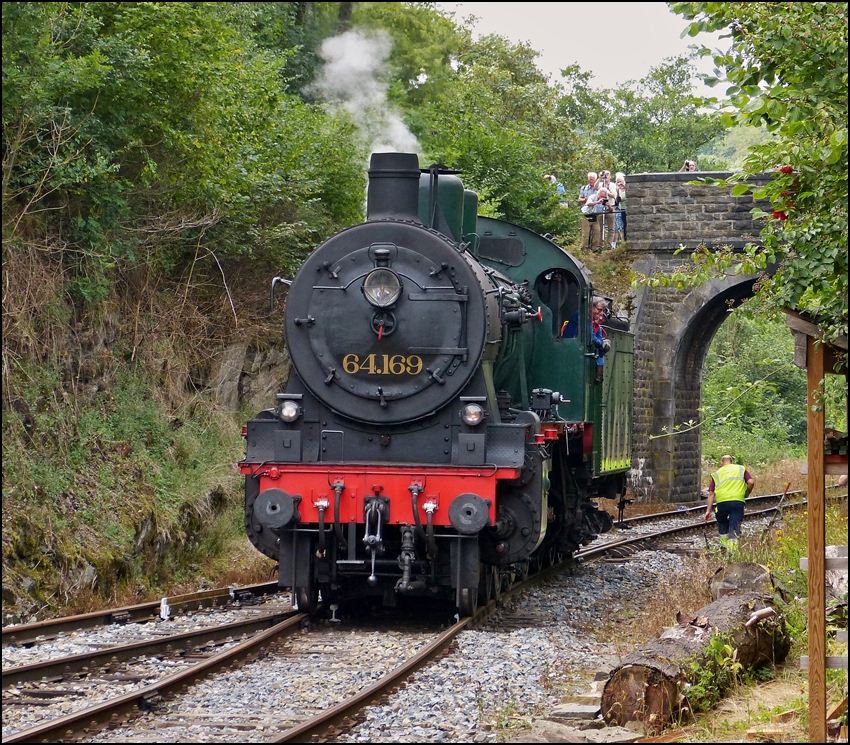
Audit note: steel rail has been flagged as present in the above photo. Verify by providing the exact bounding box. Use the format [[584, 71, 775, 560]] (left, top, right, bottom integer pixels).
[[2, 581, 280, 647], [270, 540, 578, 743], [617, 485, 845, 528], [579, 494, 847, 563], [616, 489, 801, 527], [3, 613, 307, 744], [2, 610, 299, 689], [272, 615, 474, 743], [269, 490, 847, 743], [5, 488, 839, 646], [5, 491, 845, 742]]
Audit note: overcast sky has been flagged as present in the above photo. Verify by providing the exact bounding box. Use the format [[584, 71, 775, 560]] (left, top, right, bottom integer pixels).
[[435, 2, 725, 93]]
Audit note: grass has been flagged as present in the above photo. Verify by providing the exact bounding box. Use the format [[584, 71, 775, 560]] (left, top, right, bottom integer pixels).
[[1, 357, 278, 621], [571, 241, 635, 311]]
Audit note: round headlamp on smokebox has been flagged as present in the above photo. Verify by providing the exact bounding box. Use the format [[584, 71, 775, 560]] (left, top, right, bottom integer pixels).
[[461, 403, 486, 426], [278, 399, 301, 422], [362, 268, 402, 308]]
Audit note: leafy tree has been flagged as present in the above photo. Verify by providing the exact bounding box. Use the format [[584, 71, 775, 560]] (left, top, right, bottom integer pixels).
[[351, 1, 462, 111], [553, 57, 723, 174], [667, 2, 848, 344], [699, 123, 774, 171], [417, 31, 581, 239], [702, 312, 808, 460], [556, 63, 605, 135], [330, 5, 587, 239], [227, 2, 343, 94], [595, 56, 724, 173], [2, 2, 366, 298]]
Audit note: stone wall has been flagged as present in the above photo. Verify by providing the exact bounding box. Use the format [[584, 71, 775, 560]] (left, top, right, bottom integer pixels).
[[628, 172, 772, 502], [210, 343, 291, 414], [627, 172, 770, 255]]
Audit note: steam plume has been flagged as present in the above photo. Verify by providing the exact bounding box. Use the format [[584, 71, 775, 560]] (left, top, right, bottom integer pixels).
[[306, 29, 421, 155]]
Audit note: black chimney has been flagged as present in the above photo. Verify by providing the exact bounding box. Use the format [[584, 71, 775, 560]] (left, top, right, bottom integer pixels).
[[367, 152, 422, 223]]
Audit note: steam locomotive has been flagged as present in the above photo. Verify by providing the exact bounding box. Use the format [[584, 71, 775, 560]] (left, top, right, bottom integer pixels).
[[240, 153, 633, 616]]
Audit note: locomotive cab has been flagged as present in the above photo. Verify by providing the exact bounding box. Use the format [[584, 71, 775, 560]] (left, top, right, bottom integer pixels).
[[535, 269, 581, 338]]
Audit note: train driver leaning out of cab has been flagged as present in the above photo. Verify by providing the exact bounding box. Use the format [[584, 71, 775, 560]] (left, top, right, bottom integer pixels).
[[590, 298, 611, 382], [561, 297, 611, 382], [703, 454, 755, 539]]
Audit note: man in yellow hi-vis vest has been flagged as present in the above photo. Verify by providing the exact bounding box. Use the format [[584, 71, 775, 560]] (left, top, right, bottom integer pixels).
[[703, 454, 755, 537]]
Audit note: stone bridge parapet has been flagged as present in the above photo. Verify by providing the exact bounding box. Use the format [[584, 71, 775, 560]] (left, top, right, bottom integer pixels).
[[627, 172, 772, 503]]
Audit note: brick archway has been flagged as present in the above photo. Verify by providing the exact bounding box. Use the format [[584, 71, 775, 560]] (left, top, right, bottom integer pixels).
[[631, 274, 759, 502], [627, 172, 772, 502]]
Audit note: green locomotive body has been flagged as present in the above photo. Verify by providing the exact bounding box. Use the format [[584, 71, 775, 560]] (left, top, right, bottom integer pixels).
[[241, 153, 634, 615]]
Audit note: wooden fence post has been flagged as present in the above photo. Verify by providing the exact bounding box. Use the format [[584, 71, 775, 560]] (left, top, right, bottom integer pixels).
[[807, 335, 825, 744]]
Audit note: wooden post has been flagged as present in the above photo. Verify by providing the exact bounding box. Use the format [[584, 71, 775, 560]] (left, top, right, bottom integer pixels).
[[807, 335, 826, 743]]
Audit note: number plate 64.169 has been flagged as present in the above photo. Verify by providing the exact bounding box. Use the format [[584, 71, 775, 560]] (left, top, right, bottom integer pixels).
[[342, 354, 423, 375]]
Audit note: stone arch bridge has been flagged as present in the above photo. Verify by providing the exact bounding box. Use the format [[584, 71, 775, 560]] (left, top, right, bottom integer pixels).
[[626, 172, 771, 503]]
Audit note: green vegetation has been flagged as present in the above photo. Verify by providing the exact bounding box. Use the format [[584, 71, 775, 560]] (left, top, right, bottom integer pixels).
[[667, 2, 848, 345], [684, 634, 745, 714], [701, 313, 808, 466], [688, 500, 848, 741], [597, 499, 847, 741], [699, 124, 775, 172], [2, 360, 246, 611], [587, 56, 724, 174], [707, 500, 848, 653], [700, 310, 847, 470]]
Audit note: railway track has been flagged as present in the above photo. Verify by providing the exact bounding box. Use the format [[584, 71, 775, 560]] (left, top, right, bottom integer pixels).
[[2, 581, 281, 648], [616, 489, 801, 528], [4, 488, 844, 743], [2, 612, 307, 743], [584, 487, 847, 562]]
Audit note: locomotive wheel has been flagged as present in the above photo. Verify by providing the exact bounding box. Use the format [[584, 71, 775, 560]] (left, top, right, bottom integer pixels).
[[516, 560, 530, 582], [296, 584, 319, 614], [458, 587, 478, 617], [478, 565, 498, 606], [548, 547, 565, 567], [295, 555, 319, 614]]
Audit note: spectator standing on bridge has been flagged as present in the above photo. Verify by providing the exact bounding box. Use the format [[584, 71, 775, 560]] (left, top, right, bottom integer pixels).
[[612, 172, 626, 249], [704, 454, 755, 539], [598, 170, 617, 249], [578, 172, 602, 253], [544, 174, 569, 207], [592, 187, 611, 251], [679, 159, 697, 172]]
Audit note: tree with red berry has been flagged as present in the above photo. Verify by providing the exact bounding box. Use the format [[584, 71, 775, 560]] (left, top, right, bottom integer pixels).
[[655, 3, 848, 345]]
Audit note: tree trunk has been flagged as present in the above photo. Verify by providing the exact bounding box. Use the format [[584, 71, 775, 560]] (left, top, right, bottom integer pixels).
[[337, 2, 353, 32], [601, 589, 791, 734]]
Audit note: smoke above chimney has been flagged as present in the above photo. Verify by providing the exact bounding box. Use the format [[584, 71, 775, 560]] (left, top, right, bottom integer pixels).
[[305, 28, 421, 156]]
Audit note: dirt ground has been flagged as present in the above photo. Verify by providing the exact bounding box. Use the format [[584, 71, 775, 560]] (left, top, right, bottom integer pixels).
[[693, 676, 810, 742]]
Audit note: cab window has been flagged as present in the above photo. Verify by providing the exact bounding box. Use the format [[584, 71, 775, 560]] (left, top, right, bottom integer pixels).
[[535, 269, 580, 338]]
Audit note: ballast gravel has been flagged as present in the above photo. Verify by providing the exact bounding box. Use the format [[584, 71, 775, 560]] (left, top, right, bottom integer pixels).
[[2, 594, 294, 669], [2, 596, 292, 739], [6, 515, 773, 743], [336, 550, 689, 743], [83, 548, 693, 744]]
